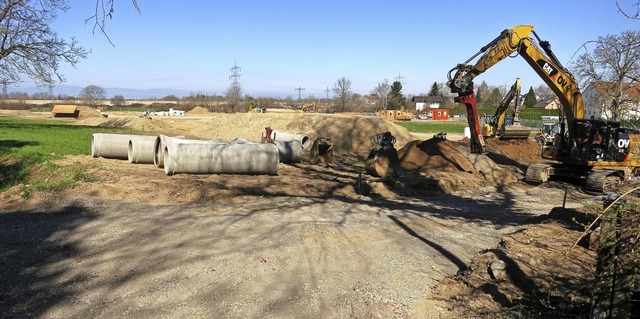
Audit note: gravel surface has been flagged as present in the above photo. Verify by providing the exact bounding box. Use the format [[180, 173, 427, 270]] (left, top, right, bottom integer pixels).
[[0, 183, 597, 319]]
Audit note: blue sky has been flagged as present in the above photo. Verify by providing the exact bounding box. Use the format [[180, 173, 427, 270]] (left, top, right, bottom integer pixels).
[[35, 0, 640, 98]]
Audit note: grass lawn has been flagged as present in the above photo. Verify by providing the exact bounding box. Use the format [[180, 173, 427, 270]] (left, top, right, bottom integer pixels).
[[0, 116, 131, 193], [394, 120, 468, 134]]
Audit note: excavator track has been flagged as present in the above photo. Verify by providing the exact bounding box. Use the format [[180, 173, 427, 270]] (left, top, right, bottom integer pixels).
[[524, 163, 550, 184], [585, 170, 623, 193]]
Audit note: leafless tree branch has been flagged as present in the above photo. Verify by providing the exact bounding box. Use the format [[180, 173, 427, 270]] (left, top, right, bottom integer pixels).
[[85, 0, 140, 46]]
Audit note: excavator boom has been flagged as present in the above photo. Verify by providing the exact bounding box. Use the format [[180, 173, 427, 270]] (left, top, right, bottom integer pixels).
[[448, 25, 583, 154], [447, 24, 640, 193]]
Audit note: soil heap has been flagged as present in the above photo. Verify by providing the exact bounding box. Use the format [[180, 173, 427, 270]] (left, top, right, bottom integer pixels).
[[76, 105, 105, 120]]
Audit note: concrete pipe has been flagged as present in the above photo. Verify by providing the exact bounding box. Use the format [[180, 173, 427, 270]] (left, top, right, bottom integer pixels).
[[270, 131, 311, 149], [128, 135, 161, 164], [273, 140, 302, 163], [154, 135, 215, 168], [92, 133, 149, 160], [163, 141, 279, 176]]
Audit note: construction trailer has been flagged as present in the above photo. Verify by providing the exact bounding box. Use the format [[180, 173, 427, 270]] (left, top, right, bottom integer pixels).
[[377, 109, 413, 121]]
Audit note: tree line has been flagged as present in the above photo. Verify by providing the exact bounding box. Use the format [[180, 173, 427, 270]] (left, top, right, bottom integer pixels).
[[1, 1, 640, 119]]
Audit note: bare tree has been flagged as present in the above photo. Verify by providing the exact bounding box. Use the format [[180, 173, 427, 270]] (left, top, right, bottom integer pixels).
[[371, 79, 391, 110], [572, 30, 640, 120], [475, 80, 490, 103], [79, 84, 106, 107], [333, 77, 352, 112], [110, 94, 125, 107], [88, 0, 140, 45], [225, 85, 243, 113], [534, 84, 555, 101], [0, 0, 89, 86], [616, 0, 640, 19]]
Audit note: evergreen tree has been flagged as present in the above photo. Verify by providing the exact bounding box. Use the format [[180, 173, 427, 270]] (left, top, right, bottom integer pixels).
[[387, 81, 405, 110], [523, 86, 537, 107], [428, 82, 440, 96]]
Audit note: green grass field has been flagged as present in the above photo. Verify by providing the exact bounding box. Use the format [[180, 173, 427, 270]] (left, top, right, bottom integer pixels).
[[0, 116, 130, 193], [394, 120, 467, 134]]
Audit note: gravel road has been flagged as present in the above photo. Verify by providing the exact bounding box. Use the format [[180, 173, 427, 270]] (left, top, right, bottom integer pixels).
[[0, 182, 596, 318]]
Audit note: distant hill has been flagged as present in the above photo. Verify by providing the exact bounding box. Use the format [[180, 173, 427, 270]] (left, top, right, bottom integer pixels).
[[7, 85, 192, 99]]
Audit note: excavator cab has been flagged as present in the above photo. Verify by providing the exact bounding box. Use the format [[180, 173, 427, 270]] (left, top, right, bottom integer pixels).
[[564, 119, 636, 165]]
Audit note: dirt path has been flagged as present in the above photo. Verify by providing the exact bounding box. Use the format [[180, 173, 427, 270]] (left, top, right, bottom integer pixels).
[[0, 179, 597, 318]]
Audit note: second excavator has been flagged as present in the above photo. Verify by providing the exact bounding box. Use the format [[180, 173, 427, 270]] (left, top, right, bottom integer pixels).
[[480, 77, 532, 140]]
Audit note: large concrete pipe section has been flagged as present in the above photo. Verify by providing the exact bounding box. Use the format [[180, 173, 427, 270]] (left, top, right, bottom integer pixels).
[[270, 131, 311, 149], [163, 141, 279, 176], [154, 135, 214, 168], [92, 133, 150, 160], [273, 140, 302, 163], [128, 135, 160, 164]]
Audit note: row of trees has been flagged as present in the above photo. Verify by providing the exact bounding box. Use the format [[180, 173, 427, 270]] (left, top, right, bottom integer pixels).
[[0, 78, 548, 114]]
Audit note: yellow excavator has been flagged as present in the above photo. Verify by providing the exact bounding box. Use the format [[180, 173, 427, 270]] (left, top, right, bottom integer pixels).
[[480, 77, 531, 140], [447, 25, 640, 192]]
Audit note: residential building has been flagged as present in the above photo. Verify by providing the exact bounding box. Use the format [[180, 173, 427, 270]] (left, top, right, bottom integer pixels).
[[583, 82, 640, 120], [411, 96, 443, 112], [532, 99, 561, 110]]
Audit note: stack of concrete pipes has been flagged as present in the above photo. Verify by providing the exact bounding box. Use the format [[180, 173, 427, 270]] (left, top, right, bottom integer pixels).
[[91, 132, 308, 176]]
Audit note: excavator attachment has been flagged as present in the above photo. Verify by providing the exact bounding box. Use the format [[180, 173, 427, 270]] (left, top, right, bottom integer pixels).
[[309, 136, 336, 165], [498, 125, 531, 140], [365, 132, 405, 178]]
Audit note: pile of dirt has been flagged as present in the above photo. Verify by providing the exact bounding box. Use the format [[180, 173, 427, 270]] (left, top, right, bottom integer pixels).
[[432, 207, 598, 318], [187, 106, 209, 115], [75, 116, 184, 137], [393, 137, 529, 193], [187, 113, 416, 158], [484, 138, 544, 165], [398, 138, 475, 173], [76, 105, 105, 120]]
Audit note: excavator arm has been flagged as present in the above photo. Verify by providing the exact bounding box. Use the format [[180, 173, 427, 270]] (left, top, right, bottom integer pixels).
[[495, 78, 521, 129], [447, 25, 584, 154]]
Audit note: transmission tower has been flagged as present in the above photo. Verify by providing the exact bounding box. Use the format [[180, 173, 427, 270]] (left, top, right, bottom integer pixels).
[[229, 60, 242, 90], [394, 71, 406, 85], [324, 86, 330, 100], [295, 86, 305, 103]]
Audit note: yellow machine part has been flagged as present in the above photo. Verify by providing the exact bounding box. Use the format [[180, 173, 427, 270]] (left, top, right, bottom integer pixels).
[[499, 126, 532, 139]]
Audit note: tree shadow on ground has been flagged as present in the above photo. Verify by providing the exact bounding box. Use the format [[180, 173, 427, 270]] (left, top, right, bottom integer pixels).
[[0, 140, 39, 156], [0, 203, 98, 318]]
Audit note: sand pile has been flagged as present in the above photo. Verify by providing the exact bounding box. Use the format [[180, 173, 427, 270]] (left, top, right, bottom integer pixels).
[[187, 106, 210, 115], [187, 113, 415, 157], [76, 105, 105, 120]]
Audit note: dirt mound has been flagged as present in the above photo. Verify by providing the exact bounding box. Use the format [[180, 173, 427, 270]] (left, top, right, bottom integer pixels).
[[484, 138, 543, 164], [187, 113, 415, 157], [394, 136, 537, 193], [398, 138, 474, 172], [74, 116, 183, 136], [76, 105, 105, 120], [432, 207, 597, 318], [187, 106, 209, 115]]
